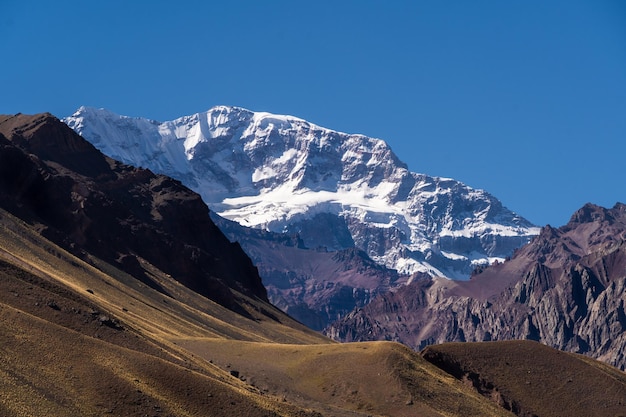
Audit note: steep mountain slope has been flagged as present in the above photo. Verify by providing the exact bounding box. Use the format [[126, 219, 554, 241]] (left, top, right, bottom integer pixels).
[[328, 202, 626, 370], [0, 205, 338, 417], [0, 112, 526, 416], [64, 106, 539, 279], [212, 213, 412, 330]]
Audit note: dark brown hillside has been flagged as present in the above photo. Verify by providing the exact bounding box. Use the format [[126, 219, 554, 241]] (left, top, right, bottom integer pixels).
[[422, 340, 626, 417], [0, 112, 112, 177], [0, 113, 267, 313]]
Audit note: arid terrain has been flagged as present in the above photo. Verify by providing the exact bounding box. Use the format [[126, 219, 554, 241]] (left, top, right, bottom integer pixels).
[[0, 206, 514, 417]]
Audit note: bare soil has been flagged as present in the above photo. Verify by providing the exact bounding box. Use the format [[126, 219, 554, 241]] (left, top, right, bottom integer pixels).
[[422, 340, 626, 417]]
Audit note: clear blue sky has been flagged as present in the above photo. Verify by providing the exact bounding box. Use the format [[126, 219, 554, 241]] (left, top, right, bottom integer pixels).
[[1, 1, 624, 227]]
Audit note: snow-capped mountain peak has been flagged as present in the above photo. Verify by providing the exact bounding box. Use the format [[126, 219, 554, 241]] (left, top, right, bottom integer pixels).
[[64, 106, 539, 278]]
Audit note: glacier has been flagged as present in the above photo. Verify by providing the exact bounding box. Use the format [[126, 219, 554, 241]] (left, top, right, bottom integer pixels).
[[64, 105, 540, 279]]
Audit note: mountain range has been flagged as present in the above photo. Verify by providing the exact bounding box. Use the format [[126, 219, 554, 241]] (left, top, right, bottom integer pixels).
[[63, 106, 626, 372], [1, 112, 625, 416]]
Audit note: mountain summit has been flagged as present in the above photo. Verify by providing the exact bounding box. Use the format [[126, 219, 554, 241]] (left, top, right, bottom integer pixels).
[[65, 106, 538, 279]]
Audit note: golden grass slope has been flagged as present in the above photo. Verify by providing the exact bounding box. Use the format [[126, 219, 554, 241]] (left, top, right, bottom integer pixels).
[[0, 207, 516, 416], [0, 303, 285, 417], [178, 339, 515, 417]]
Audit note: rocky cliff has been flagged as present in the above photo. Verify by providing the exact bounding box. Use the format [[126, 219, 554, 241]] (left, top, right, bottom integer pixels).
[[327, 203, 626, 369]]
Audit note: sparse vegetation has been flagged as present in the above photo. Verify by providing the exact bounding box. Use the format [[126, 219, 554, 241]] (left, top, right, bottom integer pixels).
[[0, 208, 515, 416], [422, 340, 626, 417]]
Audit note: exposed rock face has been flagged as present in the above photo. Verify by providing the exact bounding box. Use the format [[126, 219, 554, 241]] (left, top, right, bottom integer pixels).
[[327, 203, 626, 370], [212, 213, 417, 330], [0, 113, 268, 312]]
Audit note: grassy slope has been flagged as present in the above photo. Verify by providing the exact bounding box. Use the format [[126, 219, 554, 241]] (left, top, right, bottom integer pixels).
[[0, 303, 286, 417], [178, 339, 516, 417], [0, 208, 515, 416]]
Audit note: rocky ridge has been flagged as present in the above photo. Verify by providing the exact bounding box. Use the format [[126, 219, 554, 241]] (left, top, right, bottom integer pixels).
[[327, 202, 626, 370]]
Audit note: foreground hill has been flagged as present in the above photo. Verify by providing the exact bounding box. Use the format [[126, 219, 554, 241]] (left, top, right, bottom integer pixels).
[[328, 202, 626, 370], [0, 113, 520, 416], [422, 340, 626, 417], [1, 211, 624, 417]]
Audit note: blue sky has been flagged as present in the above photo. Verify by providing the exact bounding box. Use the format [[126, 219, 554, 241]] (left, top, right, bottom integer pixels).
[[1, 1, 624, 227]]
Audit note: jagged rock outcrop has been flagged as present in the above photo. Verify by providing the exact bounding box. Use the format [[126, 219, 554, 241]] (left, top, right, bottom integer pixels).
[[0, 113, 268, 313], [327, 203, 626, 369]]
